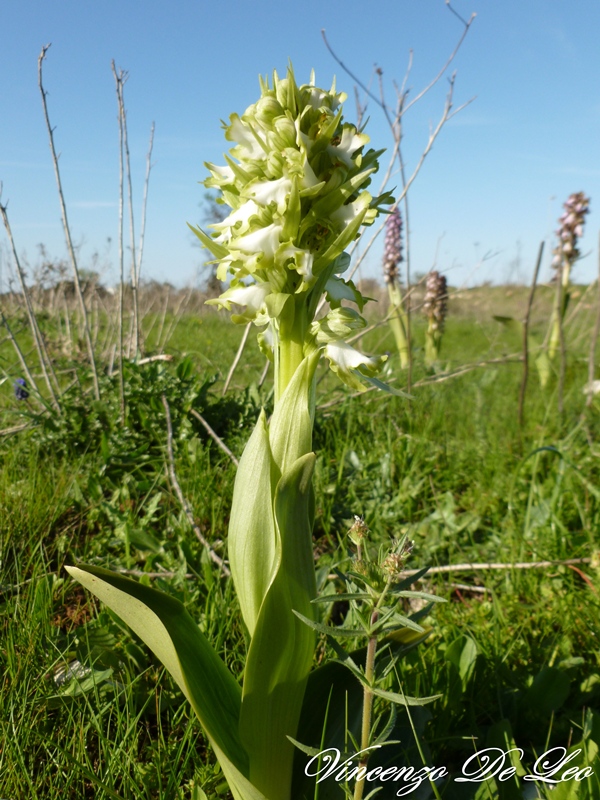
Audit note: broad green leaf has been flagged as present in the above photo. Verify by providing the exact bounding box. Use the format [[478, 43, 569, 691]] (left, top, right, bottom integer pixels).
[[228, 409, 279, 636], [526, 665, 570, 714], [240, 453, 317, 800], [445, 635, 478, 689], [65, 565, 252, 797], [269, 352, 319, 474]]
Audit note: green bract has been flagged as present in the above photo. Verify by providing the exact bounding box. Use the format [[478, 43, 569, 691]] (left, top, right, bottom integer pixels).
[[190, 66, 392, 396]]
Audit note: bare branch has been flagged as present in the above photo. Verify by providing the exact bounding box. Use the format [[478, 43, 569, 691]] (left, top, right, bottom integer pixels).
[[399, 556, 591, 579], [190, 408, 239, 467], [112, 61, 126, 420], [38, 44, 100, 400], [137, 121, 155, 286], [0, 200, 60, 410], [162, 394, 230, 577], [222, 321, 251, 395]]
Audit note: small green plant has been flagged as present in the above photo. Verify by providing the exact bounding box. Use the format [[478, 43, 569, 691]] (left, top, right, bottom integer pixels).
[[293, 516, 444, 800]]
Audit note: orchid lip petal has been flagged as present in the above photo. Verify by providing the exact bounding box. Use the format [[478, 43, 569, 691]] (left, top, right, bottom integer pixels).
[[324, 341, 376, 372], [235, 224, 282, 258]]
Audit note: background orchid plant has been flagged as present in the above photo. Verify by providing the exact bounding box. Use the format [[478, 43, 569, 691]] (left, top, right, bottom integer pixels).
[[66, 67, 399, 800]]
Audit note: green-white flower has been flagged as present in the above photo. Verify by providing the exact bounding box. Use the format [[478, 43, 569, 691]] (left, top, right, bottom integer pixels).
[[191, 66, 392, 399]]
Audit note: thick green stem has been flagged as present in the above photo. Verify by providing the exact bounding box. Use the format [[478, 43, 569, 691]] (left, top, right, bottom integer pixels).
[[549, 260, 571, 361], [276, 298, 309, 402], [387, 281, 410, 369], [425, 322, 442, 368]]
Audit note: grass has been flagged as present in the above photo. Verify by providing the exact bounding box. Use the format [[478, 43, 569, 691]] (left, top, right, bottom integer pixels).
[[1, 289, 600, 799]]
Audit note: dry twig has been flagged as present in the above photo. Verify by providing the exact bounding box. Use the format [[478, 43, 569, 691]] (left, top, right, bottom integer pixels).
[[38, 44, 100, 400], [190, 408, 239, 467], [222, 321, 252, 395], [400, 556, 592, 578], [162, 394, 230, 576]]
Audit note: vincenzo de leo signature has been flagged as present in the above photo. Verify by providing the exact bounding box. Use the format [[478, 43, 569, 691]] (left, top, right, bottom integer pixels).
[[305, 745, 595, 796]]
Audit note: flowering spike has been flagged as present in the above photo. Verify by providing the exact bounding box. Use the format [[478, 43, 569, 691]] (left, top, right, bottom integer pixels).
[[191, 65, 393, 396], [547, 191, 590, 364], [382, 207, 403, 284], [423, 270, 448, 332], [551, 191, 590, 272]]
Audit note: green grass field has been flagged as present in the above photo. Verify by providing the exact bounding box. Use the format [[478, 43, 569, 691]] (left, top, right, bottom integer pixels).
[[1, 288, 600, 799]]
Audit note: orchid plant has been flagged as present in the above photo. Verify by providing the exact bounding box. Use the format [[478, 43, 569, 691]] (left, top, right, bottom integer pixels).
[[422, 270, 448, 368], [548, 191, 590, 361], [66, 67, 402, 800]]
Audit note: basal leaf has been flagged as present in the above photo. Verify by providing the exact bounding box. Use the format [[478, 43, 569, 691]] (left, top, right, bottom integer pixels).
[[239, 453, 317, 800], [65, 566, 249, 788]]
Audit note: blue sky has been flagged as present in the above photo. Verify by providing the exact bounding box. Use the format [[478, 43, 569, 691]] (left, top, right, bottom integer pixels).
[[1, 0, 599, 289]]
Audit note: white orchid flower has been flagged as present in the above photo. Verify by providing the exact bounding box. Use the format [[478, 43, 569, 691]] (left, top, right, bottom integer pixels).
[[327, 125, 369, 167], [227, 114, 267, 160], [212, 200, 260, 241], [235, 223, 282, 259], [324, 340, 387, 390], [248, 177, 292, 211], [278, 244, 314, 283]]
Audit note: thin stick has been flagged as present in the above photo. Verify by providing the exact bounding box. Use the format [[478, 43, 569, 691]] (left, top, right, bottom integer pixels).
[[155, 286, 170, 352], [162, 395, 230, 576], [222, 321, 251, 395], [258, 357, 270, 388], [113, 65, 140, 357], [136, 121, 155, 286], [112, 62, 126, 420], [117, 569, 195, 579], [321, 5, 475, 120], [38, 45, 100, 400], [587, 232, 600, 408], [399, 557, 591, 578], [0, 423, 31, 437], [0, 202, 60, 410], [190, 408, 239, 467], [518, 241, 544, 427]]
